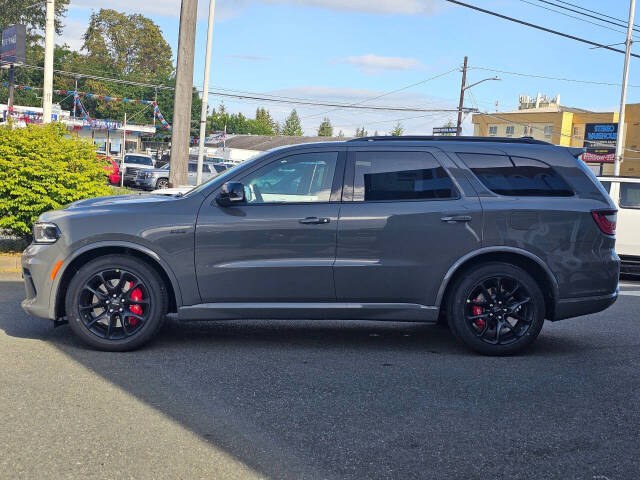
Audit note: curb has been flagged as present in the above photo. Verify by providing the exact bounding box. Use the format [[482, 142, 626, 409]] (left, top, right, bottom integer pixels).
[[0, 254, 21, 273]]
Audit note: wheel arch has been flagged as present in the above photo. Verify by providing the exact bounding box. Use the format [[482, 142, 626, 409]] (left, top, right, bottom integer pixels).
[[53, 242, 182, 320], [436, 247, 559, 320]]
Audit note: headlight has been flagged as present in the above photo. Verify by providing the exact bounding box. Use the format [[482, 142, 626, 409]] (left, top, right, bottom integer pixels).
[[33, 223, 61, 244]]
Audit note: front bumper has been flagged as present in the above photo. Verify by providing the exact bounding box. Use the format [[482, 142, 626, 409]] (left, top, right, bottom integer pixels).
[[21, 243, 64, 320], [553, 289, 619, 321], [134, 177, 154, 190]]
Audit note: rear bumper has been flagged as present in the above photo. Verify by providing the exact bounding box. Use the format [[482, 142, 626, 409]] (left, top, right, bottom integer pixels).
[[553, 289, 618, 321]]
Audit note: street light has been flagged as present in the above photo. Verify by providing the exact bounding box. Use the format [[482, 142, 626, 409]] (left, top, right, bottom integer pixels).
[[456, 56, 501, 136]]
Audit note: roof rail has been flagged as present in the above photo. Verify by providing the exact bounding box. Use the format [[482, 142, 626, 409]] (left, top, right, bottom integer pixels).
[[347, 135, 552, 145]]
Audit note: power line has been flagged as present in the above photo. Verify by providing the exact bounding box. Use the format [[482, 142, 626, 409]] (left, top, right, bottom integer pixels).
[[540, 0, 640, 30], [468, 65, 640, 88], [520, 0, 633, 36], [444, 0, 640, 58], [532, 0, 640, 33], [300, 68, 460, 120]]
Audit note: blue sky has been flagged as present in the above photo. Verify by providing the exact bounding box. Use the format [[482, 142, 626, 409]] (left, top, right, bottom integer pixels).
[[60, 0, 640, 135]]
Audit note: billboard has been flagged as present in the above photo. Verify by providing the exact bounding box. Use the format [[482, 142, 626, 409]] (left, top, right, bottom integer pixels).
[[1, 24, 26, 66], [583, 123, 617, 163]]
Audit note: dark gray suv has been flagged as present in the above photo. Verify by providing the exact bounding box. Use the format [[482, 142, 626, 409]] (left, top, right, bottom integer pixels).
[[21, 137, 620, 355]]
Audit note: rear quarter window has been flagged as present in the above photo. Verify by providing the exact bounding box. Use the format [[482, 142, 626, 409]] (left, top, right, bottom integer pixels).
[[458, 153, 573, 197], [620, 183, 640, 209]]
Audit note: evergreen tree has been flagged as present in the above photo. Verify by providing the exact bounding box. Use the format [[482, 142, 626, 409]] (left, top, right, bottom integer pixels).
[[390, 122, 404, 136], [317, 117, 333, 136], [355, 126, 368, 138], [283, 109, 303, 136], [373, 130, 379, 136], [337, 130, 345, 138]]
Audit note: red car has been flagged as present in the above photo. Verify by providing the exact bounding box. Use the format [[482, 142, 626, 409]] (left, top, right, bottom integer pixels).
[[99, 154, 121, 185]]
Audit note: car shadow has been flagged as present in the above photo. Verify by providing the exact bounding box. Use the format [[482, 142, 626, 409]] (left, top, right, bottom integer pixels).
[[1, 279, 627, 479]]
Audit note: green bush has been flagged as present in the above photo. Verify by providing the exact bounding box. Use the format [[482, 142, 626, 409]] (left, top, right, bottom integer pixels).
[[0, 122, 111, 239]]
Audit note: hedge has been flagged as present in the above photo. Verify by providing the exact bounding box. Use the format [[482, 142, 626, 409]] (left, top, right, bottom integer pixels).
[[0, 122, 111, 239]]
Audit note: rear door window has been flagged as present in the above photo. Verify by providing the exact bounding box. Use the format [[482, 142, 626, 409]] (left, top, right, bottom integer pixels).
[[458, 153, 573, 197], [620, 183, 640, 209], [352, 151, 457, 202]]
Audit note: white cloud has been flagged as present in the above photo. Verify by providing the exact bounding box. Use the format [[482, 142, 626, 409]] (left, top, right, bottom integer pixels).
[[68, 0, 442, 18], [58, 17, 86, 51], [338, 54, 424, 74]]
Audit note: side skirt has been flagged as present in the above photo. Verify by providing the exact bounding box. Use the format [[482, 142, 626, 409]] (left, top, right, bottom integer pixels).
[[171, 302, 440, 323]]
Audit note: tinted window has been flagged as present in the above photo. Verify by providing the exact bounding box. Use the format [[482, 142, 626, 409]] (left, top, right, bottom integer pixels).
[[188, 164, 198, 173], [353, 151, 456, 202], [203, 164, 211, 174], [620, 183, 640, 208], [459, 153, 573, 197], [242, 152, 338, 204]]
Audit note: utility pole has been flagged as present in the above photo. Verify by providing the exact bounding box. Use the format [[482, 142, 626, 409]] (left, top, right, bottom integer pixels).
[[120, 112, 127, 188], [614, 0, 636, 176], [456, 56, 468, 136], [197, 0, 216, 185], [7, 65, 15, 112], [42, 0, 55, 124], [169, 0, 198, 187]]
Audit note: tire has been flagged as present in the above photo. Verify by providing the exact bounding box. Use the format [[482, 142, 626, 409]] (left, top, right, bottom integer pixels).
[[447, 262, 545, 356], [65, 255, 168, 351], [156, 178, 169, 189]]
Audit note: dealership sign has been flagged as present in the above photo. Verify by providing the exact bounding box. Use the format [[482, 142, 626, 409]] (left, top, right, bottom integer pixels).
[[433, 126, 457, 135], [1, 24, 26, 66], [583, 123, 617, 163]]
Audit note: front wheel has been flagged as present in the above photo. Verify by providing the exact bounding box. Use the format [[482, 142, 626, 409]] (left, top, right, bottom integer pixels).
[[155, 178, 169, 189], [447, 262, 545, 356], [65, 255, 168, 351]]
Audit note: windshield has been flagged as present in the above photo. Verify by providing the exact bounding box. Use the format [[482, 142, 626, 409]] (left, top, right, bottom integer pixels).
[[182, 154, 267, 197], [160, 164, 170, 170]]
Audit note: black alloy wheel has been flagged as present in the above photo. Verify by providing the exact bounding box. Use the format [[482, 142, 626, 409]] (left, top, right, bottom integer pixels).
[[447, 262, 545, 355], [464, 276, 533, 346], [66, 255, 167, 351], [78, 268, 150, 340]]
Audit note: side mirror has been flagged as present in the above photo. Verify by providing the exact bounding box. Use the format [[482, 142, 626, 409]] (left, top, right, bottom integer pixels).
[[216, 182, 245, 207]]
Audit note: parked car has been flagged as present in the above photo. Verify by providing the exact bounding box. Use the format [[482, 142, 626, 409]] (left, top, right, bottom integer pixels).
[[119, 154, 155, 186], [22, 136, 619, 354], [134, 162, 224, 190], [598, 176, 640, 276]]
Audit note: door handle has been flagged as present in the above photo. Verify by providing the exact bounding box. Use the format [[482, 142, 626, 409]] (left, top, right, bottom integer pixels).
[[299, 217, 330, 225], [441, 215, 472, 223]]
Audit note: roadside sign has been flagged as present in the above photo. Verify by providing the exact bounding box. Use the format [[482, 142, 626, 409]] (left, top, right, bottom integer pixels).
[[1, 24, 26, 67], [433, 126, 457, 135], [583, 123, 617, 163]]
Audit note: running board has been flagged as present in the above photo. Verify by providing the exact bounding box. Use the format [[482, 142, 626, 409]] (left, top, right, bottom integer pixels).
[[172, 302, 439, 323]]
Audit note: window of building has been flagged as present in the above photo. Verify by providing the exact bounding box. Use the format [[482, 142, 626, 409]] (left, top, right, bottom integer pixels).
[[573, 126, 581, 137], [544, 125, 553, 138], [620, 183, 640, 209], [488, 126, 498, 136], [241, 152, 338, 204], [505, 126, 515, 136], [352, 151, 457, 202], [458, 153, 574, 197]]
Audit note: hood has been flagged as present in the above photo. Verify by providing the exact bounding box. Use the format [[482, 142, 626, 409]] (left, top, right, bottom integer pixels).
[[65, 194, 175, 209]]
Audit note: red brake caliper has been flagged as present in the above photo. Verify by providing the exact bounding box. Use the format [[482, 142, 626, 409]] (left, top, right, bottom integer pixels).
[[129, 285, 143, 326], [472, 299, 486, 329]]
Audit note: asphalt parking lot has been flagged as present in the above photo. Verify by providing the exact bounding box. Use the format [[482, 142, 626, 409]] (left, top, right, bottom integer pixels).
[[1, 273, 639, 480]]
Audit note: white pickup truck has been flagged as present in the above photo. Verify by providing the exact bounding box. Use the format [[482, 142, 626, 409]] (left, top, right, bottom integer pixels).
[[598, 176, 640, 276]]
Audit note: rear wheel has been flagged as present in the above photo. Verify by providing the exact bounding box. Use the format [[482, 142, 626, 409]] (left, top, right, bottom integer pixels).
[[65, 255, 168, 351], [447, 262, 545, 355]]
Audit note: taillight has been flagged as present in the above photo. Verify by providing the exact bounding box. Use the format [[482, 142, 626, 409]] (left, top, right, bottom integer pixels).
[[591, 210, 617, 235]]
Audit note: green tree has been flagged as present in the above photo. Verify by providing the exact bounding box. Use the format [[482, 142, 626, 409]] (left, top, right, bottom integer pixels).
[[355, 126, 368, 137], [390, 122, 404, 136], [283, 109, 303, 136], [254, 107, 276, 135], [317, 117, 333, 136], [0, 0, 69, 38], [82, 9, 173, 80], [337, 130, 345, 138], [0, 123, 111, 239]]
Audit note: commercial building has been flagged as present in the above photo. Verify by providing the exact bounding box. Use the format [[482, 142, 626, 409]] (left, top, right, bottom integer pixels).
[[0, 103, 155, 157], [472, 93, 640, 176]]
